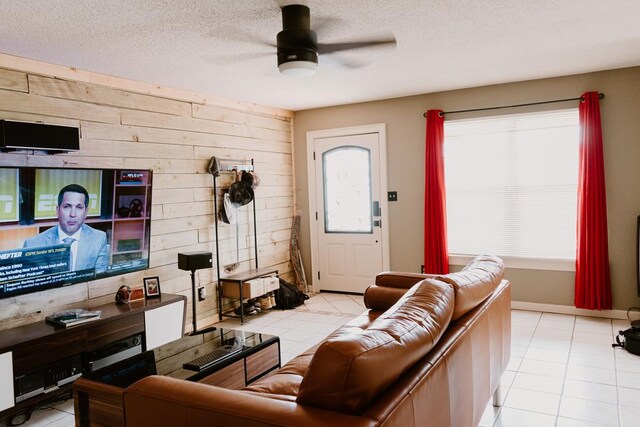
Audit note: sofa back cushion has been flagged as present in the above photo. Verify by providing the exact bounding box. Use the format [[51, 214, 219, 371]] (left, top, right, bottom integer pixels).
[[436, 255, 504, 321], [296, 279, 454, 414]]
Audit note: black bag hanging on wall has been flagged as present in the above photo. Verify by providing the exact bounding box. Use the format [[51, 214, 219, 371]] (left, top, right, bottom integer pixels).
[[612, 326, 640, 356], [275, 278, 309, 310]]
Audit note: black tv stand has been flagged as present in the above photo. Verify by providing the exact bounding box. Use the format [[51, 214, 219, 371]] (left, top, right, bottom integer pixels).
[[0, 294, 186, 420]]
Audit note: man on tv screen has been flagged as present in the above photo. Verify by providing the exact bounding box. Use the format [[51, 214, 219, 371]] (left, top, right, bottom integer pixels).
[[23, 184, 108, 273]]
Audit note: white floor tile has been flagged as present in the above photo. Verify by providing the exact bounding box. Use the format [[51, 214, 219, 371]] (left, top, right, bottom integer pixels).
[[511, 335, 533, 348], [53, 399, 74, 415], [506, 356, 522, 372], [615, 349, 640, 362], [0, 407, 70, 427], [269, 318, 312, 330], [568, 351, 616, 370], [533, 326, 573, 340], [511, 372, 563, 394], [285, 311, 322, 322], [479, 403, 500, 427], [42, 413, 75, 427], [562, 379, 618, 404], [510, 344, 528, 358], [518, 358, 567, 378], [511, 310, 542, 324], [556, 416, 614, 427], [570, 341, 616, 357], [619, 403, 640, 427], [317, 292, 351, 301], [500, 370, 516, 390], [616, 357, 640, 374], [493, 406, 556, 427], [328, 299, 366, 314], [617, 370, 640, 389], [566, 364, 617, 386], [558, 396, 620, 426], [540, 312, 575, 323], [503, 388, 560, 415], [528, 336, 571, 352], [618, 386, 640, 407], [572, 331, 615, 345], [524, 346, 569, 364]]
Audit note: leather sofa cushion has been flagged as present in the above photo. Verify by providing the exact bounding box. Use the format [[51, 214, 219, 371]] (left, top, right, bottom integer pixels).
[[296, 279, 454, 414], [242, 345, 318, 397], [436, 254, 504, 321]]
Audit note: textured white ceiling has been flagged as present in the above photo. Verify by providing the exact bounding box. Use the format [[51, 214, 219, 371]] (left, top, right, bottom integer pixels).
[[1, 0, 640, 111]]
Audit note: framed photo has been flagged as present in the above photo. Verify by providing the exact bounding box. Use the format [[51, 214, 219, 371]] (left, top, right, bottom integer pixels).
[[143, 276, 161, 299]]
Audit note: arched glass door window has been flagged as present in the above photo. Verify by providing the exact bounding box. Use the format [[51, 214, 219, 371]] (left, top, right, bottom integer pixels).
[[322, 146, 372, 233]]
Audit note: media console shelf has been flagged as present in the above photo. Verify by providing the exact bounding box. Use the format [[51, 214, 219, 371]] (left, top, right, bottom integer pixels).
[[0, 293, 186, 419]]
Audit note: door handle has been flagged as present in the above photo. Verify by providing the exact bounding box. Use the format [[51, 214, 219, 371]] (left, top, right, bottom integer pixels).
[[372, 201, 381, 217]]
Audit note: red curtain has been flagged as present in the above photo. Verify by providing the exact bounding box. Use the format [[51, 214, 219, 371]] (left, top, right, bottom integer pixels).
[[575, 92, 612, 310], [424, 110, 449, 274]]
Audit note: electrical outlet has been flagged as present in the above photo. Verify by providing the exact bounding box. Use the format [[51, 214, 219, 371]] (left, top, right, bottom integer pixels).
[[388, 191, 398, 202], [198, 287, 206, 301]]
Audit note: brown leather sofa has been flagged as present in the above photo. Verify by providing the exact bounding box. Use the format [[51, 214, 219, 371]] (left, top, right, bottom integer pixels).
[[122, 255, 511, 427]]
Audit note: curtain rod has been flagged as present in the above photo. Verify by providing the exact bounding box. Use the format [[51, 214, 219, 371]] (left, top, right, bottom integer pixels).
[[422, 92, 605, 118]]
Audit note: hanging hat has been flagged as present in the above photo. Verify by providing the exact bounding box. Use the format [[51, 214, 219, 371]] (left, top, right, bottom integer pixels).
[[229, 181, 254, 206], [207, 156, 220, 177], [241, 170, 260, 189]]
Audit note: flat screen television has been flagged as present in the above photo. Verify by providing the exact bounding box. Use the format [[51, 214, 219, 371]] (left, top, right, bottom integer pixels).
[[0, 166, 152, 299]]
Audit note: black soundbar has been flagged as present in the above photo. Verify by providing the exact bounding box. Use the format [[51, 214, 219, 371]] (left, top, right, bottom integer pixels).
[[1, 120, 79, 153]]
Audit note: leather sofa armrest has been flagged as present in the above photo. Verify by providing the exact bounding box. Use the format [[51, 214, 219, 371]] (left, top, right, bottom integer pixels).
[[364, 272, 438, 310], [375, 271, 437, 289], [123, 376, 377, 427]]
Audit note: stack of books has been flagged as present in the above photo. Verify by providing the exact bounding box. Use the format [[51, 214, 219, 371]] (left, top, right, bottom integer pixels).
[[46, 309, 102, 328]]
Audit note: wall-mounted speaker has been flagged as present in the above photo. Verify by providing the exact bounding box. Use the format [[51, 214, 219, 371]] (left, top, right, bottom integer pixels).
[[1, 120, 80, 153], [178, 252, 213, 271]]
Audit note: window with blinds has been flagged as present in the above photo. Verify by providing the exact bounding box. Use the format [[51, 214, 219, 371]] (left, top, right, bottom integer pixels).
[[444, 109, 579, 264]]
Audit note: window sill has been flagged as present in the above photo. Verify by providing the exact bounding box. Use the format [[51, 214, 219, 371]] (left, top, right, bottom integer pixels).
[[448, 254, 575, 272]]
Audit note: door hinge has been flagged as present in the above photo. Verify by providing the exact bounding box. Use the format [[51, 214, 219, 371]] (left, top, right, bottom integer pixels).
[[313, 151, 316, 160], [315, 212, 318, 220], [317, 271, 320, 280]]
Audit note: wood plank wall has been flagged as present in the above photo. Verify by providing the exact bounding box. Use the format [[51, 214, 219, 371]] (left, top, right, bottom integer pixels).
[[0, 64, 294, 332]]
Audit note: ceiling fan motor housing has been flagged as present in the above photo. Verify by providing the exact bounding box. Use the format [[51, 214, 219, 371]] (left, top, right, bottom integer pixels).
[[277, 5, 318, 67]]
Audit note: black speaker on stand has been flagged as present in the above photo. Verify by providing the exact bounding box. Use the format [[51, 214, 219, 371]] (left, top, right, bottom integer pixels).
[[178, 252, 217, 335]]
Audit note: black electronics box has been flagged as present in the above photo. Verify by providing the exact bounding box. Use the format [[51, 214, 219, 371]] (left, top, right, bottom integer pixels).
[[14, 355, 82, 403], [178, 251, 213, 271], [1, 120, 80, 153]]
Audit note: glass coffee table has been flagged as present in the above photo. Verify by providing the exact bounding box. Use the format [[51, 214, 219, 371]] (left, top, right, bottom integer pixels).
[[74, 329, 280, 426], [154, 328, 281, 387]]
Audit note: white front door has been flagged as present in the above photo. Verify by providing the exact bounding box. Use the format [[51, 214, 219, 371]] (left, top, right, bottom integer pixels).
[[307, 124, 389, 293]]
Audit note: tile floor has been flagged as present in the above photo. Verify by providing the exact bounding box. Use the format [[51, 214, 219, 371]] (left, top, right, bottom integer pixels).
[[2, 293, 639, 426]]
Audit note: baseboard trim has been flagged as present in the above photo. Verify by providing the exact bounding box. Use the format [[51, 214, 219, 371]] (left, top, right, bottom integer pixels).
[[511, 301, 629, 320]]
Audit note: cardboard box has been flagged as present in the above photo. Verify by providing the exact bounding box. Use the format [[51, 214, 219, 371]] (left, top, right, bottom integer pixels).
[[222, 279, 264, 299]]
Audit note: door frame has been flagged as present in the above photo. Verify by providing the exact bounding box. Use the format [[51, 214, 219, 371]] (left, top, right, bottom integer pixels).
[[306, 123, 390, 292]]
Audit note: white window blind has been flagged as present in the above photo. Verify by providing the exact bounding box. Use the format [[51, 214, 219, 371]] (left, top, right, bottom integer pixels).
[[444, 109, 579, 261]]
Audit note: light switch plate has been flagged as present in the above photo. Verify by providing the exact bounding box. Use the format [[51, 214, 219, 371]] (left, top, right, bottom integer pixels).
[[388, 191, 398, 202]]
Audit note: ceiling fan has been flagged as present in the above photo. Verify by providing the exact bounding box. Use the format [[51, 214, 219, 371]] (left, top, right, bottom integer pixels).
[[275, 4, 396, 76]]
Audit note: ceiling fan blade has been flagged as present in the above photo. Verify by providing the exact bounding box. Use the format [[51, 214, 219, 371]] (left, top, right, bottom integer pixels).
[[320, 54, 367, 69], [317, 38, 396, 54]]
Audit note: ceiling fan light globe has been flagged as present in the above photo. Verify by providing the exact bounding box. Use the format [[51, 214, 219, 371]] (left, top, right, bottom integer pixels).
[[279, 60, 317, 76]]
